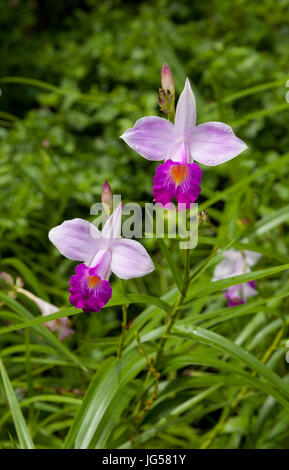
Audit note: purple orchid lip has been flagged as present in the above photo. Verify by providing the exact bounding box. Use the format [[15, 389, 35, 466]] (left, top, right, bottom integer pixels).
[[224, 280, 258, 307], [69, 263, 112, 313], [212, 250, 261, 308], [153, 159, 202, 209]]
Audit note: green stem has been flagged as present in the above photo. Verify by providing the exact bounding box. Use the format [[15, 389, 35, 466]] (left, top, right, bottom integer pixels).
[[168, 106, 175, 123], [117, 280, 128, 358], [25, 329, 34, 423], [168, 93, 175, 123], [154, 248, 191, 367], [132, 248, 191, 438]]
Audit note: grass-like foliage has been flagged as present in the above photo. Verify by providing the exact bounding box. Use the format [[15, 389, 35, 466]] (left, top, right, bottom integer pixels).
[[0, 0, 289, 449]]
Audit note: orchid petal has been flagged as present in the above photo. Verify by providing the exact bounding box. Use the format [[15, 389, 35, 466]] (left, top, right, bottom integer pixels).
[[243, 250, 262, 266], [102, 203, 122, 239], [48, 218, 103, 265], [212, 250, 246, 281], [242, 282, 258, 298], [120, 116, 177, 161], [88, 248, 112, 279], [153, 159, 202, 209], [110, 239, 154, 279], [190, 122, 248, 166], [175, 78, 197, 139], [69, 263, 112, 313], [212, 258, 236, 281], [18, 288, 58, 317]]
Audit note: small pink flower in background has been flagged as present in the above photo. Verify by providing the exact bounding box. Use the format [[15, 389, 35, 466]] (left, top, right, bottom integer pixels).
[[42, 138, 50, 148], [121, 76, 247, 208], [212, 250, 261, 307], [0, 273, 74, 341], [17, 288, 75, 341], [49, 200, 154, 313]]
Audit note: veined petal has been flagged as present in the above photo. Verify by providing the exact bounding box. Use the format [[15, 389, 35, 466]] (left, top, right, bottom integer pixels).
[[212, 250, 243, 281], [175, 78, 197, 139], [190, 122, 248, 166], [120, 116, 177, 161], [88, 248, 112, 279], [69, 263, 112, 313], [213, 250, 252, 281], [153, 159, 202, 209], [110, 239, 154, 279], [102, 203, 122, 239], [48, 218, 103, 264]]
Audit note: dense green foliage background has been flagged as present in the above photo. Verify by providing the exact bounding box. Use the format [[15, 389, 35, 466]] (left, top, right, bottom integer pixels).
[[0, 0, 289, 449]]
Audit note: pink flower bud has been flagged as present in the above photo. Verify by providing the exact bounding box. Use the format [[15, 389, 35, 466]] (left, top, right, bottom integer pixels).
[[101, 180, 113, 215], [42, 139, 50, 148], [161, 63, 174, 93]]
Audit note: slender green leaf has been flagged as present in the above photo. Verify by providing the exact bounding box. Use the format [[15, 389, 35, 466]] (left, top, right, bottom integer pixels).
[[158, 239, 182, 291], [173, 325, 289, 404], [0, 359, 34, 449]]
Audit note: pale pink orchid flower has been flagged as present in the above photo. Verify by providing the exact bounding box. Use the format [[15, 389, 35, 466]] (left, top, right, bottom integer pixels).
[[120, 79, 247, 208], [212, 250, 261, 307], [48, 203, 154, 313]]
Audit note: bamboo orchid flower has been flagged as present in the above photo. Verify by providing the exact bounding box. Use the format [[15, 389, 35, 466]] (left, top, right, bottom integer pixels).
[[120, 78, 247, 208], [48, 203, 154, 313], [212, 250, 261, 307]]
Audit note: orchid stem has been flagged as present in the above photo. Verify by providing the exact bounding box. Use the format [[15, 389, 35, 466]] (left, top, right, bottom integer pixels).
[[25, 329, 34, 423], [131, 247, 191, 441], [154, 247, 191, 367], [117, 279, 128, 358], [168, 105, 175, 123]]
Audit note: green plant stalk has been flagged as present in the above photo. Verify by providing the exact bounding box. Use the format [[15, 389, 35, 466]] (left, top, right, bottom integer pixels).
[[131, 248, 191, 443], [154, 247, 191, 367], [168, 96, 175, 123], [25, 329, 34, 424], [201, 322, 287, 449], [117, 280, 128, 358]]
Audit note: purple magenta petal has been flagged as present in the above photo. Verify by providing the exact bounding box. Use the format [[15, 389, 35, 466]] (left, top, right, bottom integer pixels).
[[190, 122, 248, 166], [69, 263, 112, 313], [152, 159, 202, 209], [248, 280, 257, 290], [213, 250, 260, 282], [120, 116, 177, 161], [48, 218, 103, 265], [225, 281, 258, 308], [110, 239, 154, 279], [225, 286, 245, 307], [175, 78, 197, 140]]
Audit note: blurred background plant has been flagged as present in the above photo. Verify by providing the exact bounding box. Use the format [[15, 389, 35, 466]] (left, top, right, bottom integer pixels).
[[0, 0, 289, 450]]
